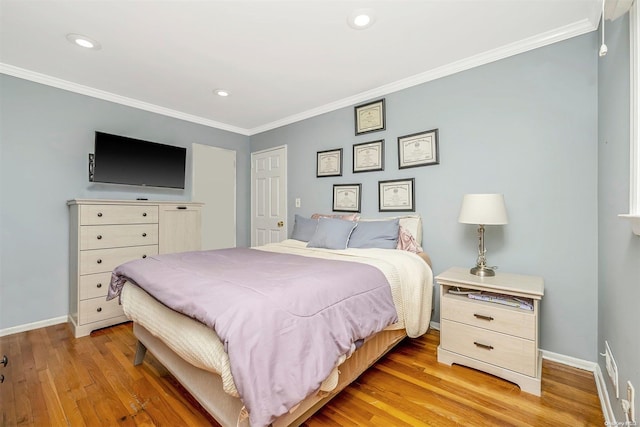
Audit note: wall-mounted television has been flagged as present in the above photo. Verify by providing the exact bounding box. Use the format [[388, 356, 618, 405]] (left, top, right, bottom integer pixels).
[[90, 132, 186, 189]]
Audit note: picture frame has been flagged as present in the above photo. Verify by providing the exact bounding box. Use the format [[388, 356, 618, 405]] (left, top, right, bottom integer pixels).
[[354, 99, 386, 135], [378, 178, 415, 212], [316, 148, 343, 177], [353, 139, 384, 173], [333, 184, 361, 213], [397, 128, 439, 169]]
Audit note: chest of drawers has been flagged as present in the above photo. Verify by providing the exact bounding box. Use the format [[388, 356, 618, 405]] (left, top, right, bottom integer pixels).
[[436, 267, 544, 395], [68, 199, 202, 338]]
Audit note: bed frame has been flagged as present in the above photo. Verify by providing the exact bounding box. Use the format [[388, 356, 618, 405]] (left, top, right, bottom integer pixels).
[[133, 323, 407, 426]]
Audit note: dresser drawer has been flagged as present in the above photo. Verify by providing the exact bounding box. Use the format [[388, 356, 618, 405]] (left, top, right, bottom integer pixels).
[[80, 245, 158, 275], [441, 293, 536, 340], [441, 319, 536, 377], [80, 224, 159, 250], [79, 296, 125, 325], [79, 272, 112, 300], [80, 205, 158, 225]]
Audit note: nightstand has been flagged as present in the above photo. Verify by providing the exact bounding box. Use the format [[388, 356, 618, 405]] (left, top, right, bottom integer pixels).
[[436, 267, 544, 395]]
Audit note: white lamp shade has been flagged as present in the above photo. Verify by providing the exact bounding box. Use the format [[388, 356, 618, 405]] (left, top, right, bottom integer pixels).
[[458, 194, 508, 225]]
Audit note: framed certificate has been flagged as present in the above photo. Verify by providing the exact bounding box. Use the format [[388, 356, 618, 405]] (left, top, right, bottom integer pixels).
[[355, 99, 385, 135], [398, 129, 439, 169], [353, 140, 384, 173], [316, 148, 342, 177], [378, 178, 415, 212], [333, 184, 361, 212]]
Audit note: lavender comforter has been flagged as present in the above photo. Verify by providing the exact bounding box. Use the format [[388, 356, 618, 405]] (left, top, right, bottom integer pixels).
[[108, 248, 398, 427]]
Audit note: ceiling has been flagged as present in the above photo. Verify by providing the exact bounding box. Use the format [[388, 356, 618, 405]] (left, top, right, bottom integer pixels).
[[0, 1, 603, 135]]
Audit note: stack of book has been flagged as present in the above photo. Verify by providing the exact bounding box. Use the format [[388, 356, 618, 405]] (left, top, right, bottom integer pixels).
[[468, 292, 534, 311]]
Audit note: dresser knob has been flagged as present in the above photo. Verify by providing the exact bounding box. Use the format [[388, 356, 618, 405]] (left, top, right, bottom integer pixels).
[[142, 212, 147, 217], [142, 233, 147, 237], [97, 307, 102, 313], [97, 235, 102, 240], [96, 283, 102, 288], [0, 374, 4, 383], [1, 355, 7, 367], [142, 255, 147, 259], [97, 259, 102, 264], [97, 212, 103, 217]]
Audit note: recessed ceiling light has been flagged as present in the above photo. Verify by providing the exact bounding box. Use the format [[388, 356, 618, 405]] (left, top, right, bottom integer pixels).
[[66, 33, 101, 50], [214, 89, 230, 97], [348, 8, 376, 30]]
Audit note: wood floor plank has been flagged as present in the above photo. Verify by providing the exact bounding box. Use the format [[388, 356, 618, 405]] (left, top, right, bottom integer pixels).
[[0, 323, 604, 426]]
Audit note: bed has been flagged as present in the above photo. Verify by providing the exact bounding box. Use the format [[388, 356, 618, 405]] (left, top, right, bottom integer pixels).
[[108, 215, 433, 427]]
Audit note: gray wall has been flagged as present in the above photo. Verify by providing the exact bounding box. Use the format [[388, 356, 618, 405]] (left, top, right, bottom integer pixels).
[[0, 74, 251, 330], [252, 33, 599, 360], [598, 14, 640, 421]]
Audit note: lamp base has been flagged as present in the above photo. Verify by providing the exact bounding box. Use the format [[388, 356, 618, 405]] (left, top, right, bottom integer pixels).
[[470, 265, 495, 277]]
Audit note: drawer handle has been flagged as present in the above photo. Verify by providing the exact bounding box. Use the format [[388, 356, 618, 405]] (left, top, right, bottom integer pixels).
[[1, 355, 7, 367], [473, 314, 494, 321], [0, 374, 4, 383], [177, 206, 187, 210], [96, 307, 102, 313], [142, 212, 147, 217], [96, 259, 102, 264], [142, 255, 147, 259], [97, 235, 102, 240], [96, 283, 102, 288], [97, 212, 103, 217], [142, 233, 147, 237], [473, 342, 494, 351]]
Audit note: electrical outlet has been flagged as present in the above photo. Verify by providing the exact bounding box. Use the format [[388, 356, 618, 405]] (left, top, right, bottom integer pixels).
[[604, 341, 619, 398], [628, 381, 635, 423]]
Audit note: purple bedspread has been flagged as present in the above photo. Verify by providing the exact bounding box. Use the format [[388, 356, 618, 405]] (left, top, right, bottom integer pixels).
[[108, 248, 397, 427]]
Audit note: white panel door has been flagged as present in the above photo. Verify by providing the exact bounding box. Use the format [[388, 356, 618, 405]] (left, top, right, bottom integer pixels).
[[192, 144, 236, 250], [251, 146, 287, 246]]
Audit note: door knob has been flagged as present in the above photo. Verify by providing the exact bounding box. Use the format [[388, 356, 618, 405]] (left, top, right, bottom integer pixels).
[[277, 221, 284, 228]]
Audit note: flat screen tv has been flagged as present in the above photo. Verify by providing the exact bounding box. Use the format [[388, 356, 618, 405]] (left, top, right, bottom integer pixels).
[[90, 132, 186, 189]]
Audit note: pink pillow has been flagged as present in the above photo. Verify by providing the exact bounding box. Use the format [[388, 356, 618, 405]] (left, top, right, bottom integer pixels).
[[396, 225, 423, 253], [311, 213, 359, 221]]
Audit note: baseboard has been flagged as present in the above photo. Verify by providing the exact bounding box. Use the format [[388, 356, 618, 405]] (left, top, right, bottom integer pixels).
[[429, 321, 440, 331], [540, 349, 598, 371], [0, 315, 67, 337]]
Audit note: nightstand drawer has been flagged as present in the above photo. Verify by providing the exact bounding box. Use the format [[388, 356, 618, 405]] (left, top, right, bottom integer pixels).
[[80, 205, 158, 225], [80, 224, 158, 250], [79, 296, 125, 325], [442, 293, 536, 340], [80, 245, 158, 275], [441, 319, 536, 377]]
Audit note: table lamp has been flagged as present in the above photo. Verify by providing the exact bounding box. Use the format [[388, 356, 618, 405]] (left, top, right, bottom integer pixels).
[[458, 194, 508, 277]]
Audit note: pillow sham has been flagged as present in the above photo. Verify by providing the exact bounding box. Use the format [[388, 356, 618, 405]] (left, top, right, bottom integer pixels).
[[311, 213, 359, 221], [348, 219, 400, 249], [307, 218, 358, 250], [291, 214, 318, 242], [396, 225, 423, 253]]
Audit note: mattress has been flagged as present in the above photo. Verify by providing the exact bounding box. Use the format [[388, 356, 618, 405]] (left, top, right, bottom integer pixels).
[[120, 240, 433, 398]]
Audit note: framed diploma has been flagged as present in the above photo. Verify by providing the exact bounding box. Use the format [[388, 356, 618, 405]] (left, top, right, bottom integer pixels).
[[316, 148, 343, 177], [353, 140, 384, 173], [354, 99, 385, 135], [397, 129, 439, 169], [333, 184, 361, 213], [378, 178, 415, 212]]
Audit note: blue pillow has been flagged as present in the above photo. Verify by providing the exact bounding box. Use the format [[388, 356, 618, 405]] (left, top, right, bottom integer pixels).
[[307, 218, 358, 250], [291, 215, 318, 241], [348, 219, 400, 249]]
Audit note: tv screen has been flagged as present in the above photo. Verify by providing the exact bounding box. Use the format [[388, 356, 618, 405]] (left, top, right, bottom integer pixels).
[[91, 132, 186, 189]]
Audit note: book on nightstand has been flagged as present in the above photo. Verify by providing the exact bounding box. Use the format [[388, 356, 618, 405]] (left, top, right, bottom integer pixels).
[[468, 292, 534, 311]]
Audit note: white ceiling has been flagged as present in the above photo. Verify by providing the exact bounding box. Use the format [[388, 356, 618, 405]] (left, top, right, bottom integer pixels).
[[0, 1, 602, 135]]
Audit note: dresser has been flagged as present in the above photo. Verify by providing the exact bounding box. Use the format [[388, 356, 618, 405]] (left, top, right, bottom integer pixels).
[[436, 267, 544, 395], [68, 199, 203, 338]]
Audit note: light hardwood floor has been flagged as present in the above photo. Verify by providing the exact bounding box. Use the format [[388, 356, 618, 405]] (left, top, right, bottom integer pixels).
[[0, 322, 604, 426]]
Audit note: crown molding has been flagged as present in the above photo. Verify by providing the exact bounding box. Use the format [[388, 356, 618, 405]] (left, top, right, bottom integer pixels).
[[1, 17, 597, 138], [249, 18, 597, 135], [0, 63, 251, 136]]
